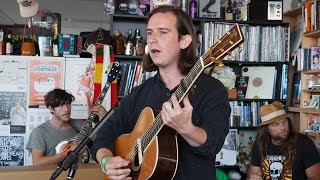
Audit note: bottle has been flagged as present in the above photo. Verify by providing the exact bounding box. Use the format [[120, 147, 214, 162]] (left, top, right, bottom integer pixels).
[[125, 29, 133, 56], [52, 23, 59, 56], [6, 31, 13, 55], [181, 0, 187, 12], [133, 28, 141, 56], [225, 0, 233, 20], [0, 28, 4, 55], [189, 0, 198, 19]]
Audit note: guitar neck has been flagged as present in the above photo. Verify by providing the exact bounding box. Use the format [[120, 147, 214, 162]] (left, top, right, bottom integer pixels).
[[141, 60, 205, 150], [74, 82, 111, 143]]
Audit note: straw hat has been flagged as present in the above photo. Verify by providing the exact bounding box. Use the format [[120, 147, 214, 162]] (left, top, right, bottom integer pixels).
[[260, 101, 291, 126]]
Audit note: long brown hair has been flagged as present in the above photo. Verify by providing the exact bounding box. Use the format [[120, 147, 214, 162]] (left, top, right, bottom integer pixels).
[[256, 118, 297, 173], [142, 5, 198, 75]]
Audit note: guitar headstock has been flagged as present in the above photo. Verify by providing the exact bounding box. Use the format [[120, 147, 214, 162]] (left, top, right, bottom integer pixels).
[[107, 62, 121, 83], [201, 23, 244, 67]]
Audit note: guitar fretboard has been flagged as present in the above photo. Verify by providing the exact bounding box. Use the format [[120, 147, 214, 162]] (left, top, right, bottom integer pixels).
[[74, 83, 111, 143]]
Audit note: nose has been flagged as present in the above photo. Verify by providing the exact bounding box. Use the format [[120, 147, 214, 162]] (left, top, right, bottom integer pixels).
[[62, 104, 70, 111], [148, 33, 158, 44]]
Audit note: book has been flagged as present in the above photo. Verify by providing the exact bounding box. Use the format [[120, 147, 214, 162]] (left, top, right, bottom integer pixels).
[[310, 46, 320, 70], [235, 76, 249, 98], [291, 72, 301, 107]]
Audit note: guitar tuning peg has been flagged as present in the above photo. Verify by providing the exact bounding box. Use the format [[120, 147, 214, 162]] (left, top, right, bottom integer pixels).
[[238, 46, 243, 52], [218, 62, 224, 67]]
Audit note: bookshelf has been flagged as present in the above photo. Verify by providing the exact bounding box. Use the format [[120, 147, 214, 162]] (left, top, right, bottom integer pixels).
[[283, 2, 320, 136]]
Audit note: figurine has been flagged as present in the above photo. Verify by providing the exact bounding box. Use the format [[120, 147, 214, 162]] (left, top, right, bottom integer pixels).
[[114, 30, 127, 55]]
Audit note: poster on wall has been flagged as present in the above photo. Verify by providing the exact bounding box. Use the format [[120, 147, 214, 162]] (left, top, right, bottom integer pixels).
[[64, 58, 92, 119], [0, 135, 25, 166], [0, 56, 28, 91], [0, 92, 27, 134], [28, 59, 64, 108], [0, 57, 28, 134]]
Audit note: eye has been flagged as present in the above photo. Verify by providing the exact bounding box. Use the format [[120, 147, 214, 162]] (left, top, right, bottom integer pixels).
[[146, 31, 152, 36], [160, 31, 167, 35]]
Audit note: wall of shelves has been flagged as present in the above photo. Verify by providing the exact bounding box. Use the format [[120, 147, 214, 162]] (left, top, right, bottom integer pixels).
[[111, 13, 290, 125], [283, 3, 320, 135]]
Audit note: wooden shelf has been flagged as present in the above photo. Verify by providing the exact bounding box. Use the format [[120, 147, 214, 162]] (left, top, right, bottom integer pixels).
[[228, 98, 286, 102], [303, 69, 320, 74], [304, 29, 320, 37], [303, 89, 320, 93], [222, 60, 288, 65], [288, 107, 320, 114], [283, 6, 303, 17]]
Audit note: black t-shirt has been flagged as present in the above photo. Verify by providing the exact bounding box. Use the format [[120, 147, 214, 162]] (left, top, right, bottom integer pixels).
[[250, 133, 320, 180], [94, 72, 231, 180]]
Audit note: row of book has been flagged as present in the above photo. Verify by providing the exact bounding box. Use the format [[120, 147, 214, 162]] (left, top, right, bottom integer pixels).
[[229, 101, 270, 127], [117, 61, 156, 97], [203, 22, 289, 62], [292, 46, 320, 71], [304, 1, 320, 33]]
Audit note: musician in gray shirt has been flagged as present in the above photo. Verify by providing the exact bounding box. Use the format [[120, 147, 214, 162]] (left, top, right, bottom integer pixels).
[[26, 88, 106, 166]]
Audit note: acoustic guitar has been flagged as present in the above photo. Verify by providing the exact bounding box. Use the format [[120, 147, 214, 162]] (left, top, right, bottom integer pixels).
[[55, 62, 121, 162], [114, 24, 244, 179]]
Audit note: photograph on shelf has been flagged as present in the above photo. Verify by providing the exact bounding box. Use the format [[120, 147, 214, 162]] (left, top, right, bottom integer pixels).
[[306, 113, 320, 132], [199, 0, 221, 18], [304, 95, 320, 109], [216, 129, 237, 166], [235, 76, 249, 98], [310, 46, 320, 70], [238, 130, 257, 163]]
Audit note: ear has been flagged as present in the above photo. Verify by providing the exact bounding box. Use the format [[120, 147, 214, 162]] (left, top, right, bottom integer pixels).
[[48, 106, 54, 114], [179, 34, 192, 50]]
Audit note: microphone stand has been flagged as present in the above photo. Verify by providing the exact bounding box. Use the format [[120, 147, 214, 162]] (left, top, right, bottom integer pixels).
[[66, 164, 78, 180], [49, 108, 115, 180]]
